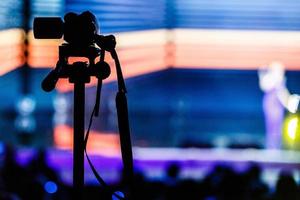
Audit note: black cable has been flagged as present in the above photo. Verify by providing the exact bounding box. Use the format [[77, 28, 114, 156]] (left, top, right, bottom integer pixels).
[[83, 81, 127, 200], [84, 106, 126, 200]]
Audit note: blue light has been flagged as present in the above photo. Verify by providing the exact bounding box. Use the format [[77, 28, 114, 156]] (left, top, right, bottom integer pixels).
[[16, 96, 36, 116], [112, 191, 125, 200], [44, 181, 58, 194]]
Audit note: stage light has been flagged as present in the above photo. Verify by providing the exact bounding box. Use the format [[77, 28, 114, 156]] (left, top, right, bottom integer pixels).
[[287, 117, 298, 140], [283, 114, 300, 149], [14, 115, 36, 133], [53, 94, 68, 113], [16, 96, 36, 116]]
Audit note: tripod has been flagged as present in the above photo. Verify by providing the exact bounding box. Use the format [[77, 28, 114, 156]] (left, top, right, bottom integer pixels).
[[36, 11, 133, 200], [42, 44, 133, 200]]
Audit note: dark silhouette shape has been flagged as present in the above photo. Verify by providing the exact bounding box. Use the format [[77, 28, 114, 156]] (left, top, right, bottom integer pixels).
[[34, 11, 133, 200], [27, 149, 61, 200], [0, 145, 28, 199], [273, 171, 299, 200], [243, 163, 268, 200], [166, 163, 180, 185], [28, 150, 59, 181]]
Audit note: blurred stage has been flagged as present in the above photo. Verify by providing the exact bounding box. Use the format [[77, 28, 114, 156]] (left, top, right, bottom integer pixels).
[[0, 1, 300, 198], [14, 147, 300, 187]]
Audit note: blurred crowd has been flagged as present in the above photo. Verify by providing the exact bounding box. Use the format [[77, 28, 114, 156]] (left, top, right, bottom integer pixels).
[[129, 163, 299, 200], [0, 146, 299, 200]]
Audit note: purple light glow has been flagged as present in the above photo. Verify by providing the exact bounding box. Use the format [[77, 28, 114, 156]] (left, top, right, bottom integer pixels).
[[263, 89, 284, 149], [10, 148, 300, 186]]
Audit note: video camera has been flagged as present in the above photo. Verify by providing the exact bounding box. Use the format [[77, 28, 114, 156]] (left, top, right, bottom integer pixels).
[[34, 11, 115, 51]]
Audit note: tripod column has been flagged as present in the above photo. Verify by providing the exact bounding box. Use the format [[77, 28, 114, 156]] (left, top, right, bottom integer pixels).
[[73, 80, 85, 200]]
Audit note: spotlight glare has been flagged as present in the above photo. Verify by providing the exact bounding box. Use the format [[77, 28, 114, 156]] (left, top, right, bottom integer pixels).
[[283, 114, 300, 150], [287, 117, 298, 140]]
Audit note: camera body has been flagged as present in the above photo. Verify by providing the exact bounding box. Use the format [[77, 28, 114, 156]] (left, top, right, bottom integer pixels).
[[33, 11, 98, 47]]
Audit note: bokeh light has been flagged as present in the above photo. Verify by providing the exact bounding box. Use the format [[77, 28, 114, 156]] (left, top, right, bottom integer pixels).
[[283, 114, 300, 150], [44, 181, 58, 194]]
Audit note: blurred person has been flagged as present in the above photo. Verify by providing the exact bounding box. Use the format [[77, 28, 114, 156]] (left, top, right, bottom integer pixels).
[[165, 163, 181, 186], [173, 179, 201, 200], [202, 164, 248, 200], [202, 164, 231, 198], [0, 144, 29, 199], [258, 62, 300, 149], [164, 163, 182, 200], [119, 169, 153, 200], [28, 149, 59, 182], [217, 168, 245, 200], [272, 171, 299, 200], [243, 163, 268, 200]]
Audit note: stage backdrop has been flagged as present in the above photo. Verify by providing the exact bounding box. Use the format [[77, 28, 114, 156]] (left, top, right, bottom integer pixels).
[[0, 0, 300, 149]]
